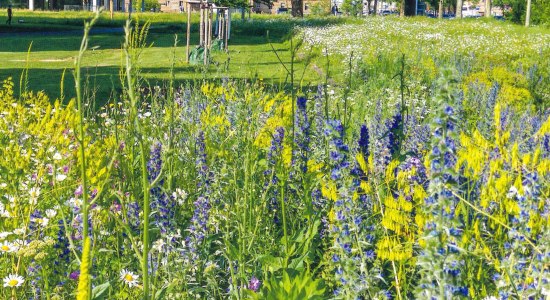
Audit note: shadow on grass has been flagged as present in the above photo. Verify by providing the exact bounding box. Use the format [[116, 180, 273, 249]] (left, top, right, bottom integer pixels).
[[0, 15, 347, 52], [0, 63, 297, 106]]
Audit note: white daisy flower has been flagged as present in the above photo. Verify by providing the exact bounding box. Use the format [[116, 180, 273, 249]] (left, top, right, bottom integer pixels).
[[0, 232, 12, 240], [45, 209, 57, 218], [56, 174, 67, 182], [13, 239, 28, 248], [53, 152, 63, 161], [29, 187, 40, 205], [119, 269, 139, 287], [0, 203, 10, 218], [506, 186, 518, 199], [13, 228, 25, 235], [0, 210, 10, 218], [3, 274, 24, 288], [38, 217, 49, 228], [68, 197, 82, 209], [172, 188, 188, 206], [0, 241, 18, 253], [152, 239, 165, 252]]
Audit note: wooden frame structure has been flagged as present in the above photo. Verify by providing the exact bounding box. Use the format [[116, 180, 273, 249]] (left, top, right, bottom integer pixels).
[[185, 1, 231, 64]]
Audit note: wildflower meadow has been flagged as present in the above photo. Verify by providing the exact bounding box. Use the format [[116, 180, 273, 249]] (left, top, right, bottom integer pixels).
[[0, 11, 549, 300]]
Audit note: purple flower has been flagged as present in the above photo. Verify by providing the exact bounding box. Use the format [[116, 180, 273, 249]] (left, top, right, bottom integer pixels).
[[248, 276, 261, 292], [69, 271, 80, 281], [54, 219, 70, 269], [358, 124, 370, 158], [387, 112, 402, 157], [196, 131, 210, 187], [265, 127, 285, 224], [292, 96, 311, 174], [148, 142, 175, 235], [74, 185, 83, 197]]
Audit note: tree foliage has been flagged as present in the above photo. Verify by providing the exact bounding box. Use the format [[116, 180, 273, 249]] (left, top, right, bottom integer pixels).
[[341, 0, 363, 16], [494, 0, 550, 25], [214, 0, 249, 8]]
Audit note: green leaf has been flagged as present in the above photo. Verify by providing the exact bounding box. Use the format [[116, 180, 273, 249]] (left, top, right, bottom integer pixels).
[[155, 280, 178, 299], [91, 281, 110, 300]]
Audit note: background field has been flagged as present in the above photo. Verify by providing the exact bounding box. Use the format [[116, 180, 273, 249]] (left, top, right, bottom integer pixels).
[[0, 11, 352, 103]]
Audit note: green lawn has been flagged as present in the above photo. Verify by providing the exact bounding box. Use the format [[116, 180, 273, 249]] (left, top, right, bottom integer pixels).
[[1, 11, 548, 106], [0, 11, 345, 103]]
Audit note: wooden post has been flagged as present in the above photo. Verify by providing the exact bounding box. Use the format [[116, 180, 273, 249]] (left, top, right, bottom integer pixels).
[[525, 0, 531, 27], [224, 9, 229, 51], [110, 0, 114, 19], [218, 11, 222, 40], [227, 11, 231, 40], [199, 2, 204, 46], [186, 1, 191, 63], [208, 7, 213, 48], [204, 5, 211, 65]]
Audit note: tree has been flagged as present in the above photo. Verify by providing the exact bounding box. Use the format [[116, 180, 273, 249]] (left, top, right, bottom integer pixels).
[[400, 0, 418, 15], [366, 0, 372, 15], [215, 0, 248, 8], [456, 0, 463, 17], [494, 0, 549, 25], [342, 0, 363, 16], [292, 0, 304, 16], [485, 0, 492, 17], [525, 0, 531, 25]]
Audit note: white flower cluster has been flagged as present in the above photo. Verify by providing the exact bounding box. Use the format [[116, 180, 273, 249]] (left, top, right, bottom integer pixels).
[[300, 18, 550, 60]]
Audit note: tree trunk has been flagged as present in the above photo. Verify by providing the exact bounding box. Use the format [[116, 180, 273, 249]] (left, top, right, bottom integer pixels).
[[366, 0, 371, 15], [292, 0, 303, 17], [438, 0, 443, 18], [525, 0, 531, 26], [485, 0, 491, 17], [373, 0, 377, 15], [456, 0, 462, 18], [128, 0, 132, 19], [404, 0, 416, 15], [400, 0, 404, 16]]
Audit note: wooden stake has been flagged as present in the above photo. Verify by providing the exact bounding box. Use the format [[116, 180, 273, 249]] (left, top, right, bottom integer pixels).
[[208, 8, 213, 48], [199, 2, 204, 46], [525, 0, 531, 27], [224, 10, 229, 51], [186, 1, 191, 63], [218, 11, 222, 40]]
